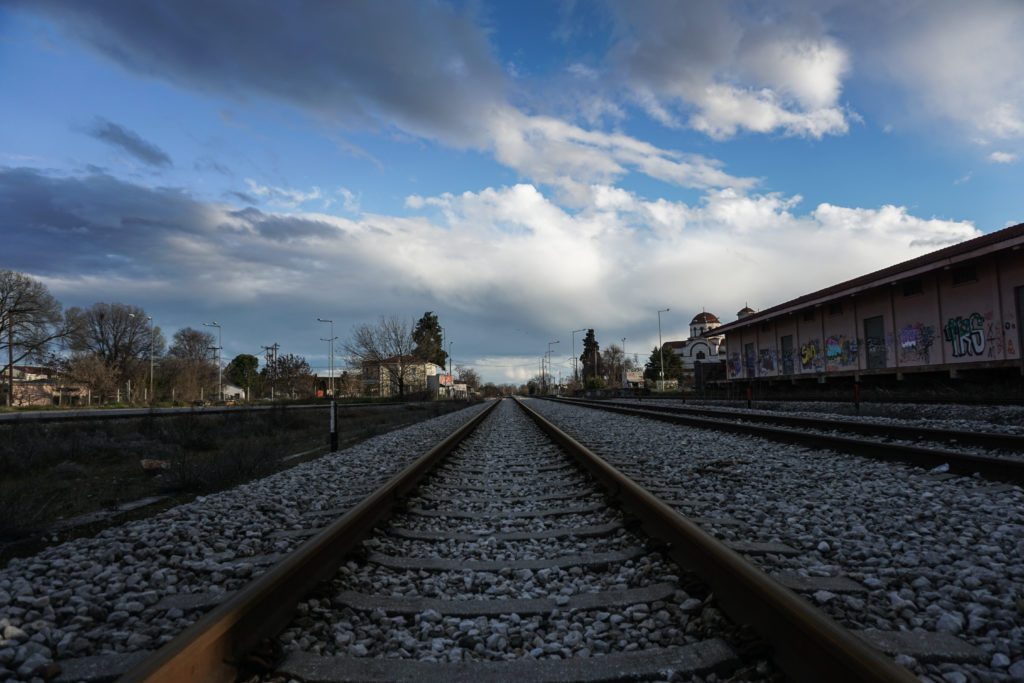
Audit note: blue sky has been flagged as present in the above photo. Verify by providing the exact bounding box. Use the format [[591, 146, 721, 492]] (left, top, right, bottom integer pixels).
[[1, 1, 1022, 383]]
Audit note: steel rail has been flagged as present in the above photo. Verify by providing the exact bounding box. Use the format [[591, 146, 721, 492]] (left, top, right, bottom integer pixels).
[[119, 399, 500, 683], [559, 396, 1024, 453], [547, 397, 1024, 483], [514, 397, 915, 683], [0, 401, 419, 424]]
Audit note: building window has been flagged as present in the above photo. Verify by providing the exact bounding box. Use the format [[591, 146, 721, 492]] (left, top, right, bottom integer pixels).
[[902, 279, 923, 297], [696, 351, 706, 360], [827, 302, 843, 317], [951, 265, 977, 286], [802, 310, 815, 322]]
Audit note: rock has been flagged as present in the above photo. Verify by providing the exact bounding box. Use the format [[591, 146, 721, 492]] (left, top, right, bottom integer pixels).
[[817, 541, 831, 552], [941, 672, 967, 683], [1008, 659, 1024, 679], [935, 612, 963, 634], [813, 590, 837, 605], [990, 653, 1009, 668]]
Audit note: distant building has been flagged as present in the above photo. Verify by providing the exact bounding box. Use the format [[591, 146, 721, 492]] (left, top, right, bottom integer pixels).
[[4, 365, 86, 406], [361, 357, 444, 398], [663, 311, 726, 385]]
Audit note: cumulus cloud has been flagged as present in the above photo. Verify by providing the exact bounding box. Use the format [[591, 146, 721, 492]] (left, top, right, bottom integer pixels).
[[24, 0, 752, 198], [84, 117, 172, 167], [988, 151, 1018, 164], [832, 0, 1024, 144], [0, 167, 982, 381], [607, 2, 851, 139]]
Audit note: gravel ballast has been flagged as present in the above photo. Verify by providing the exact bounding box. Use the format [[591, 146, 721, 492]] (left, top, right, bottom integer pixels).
[[0, 402, 489, 682], [527, 397, 1024, 682]]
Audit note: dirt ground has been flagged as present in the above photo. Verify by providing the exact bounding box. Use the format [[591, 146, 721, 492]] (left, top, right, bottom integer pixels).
[[0, 402, 471, 565]]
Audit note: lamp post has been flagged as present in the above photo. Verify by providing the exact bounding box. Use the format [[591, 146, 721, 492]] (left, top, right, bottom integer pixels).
[[317, 318, 336, 397], [448, 341, 453, 397], [547, 340, 559, 395], [202, 321, 222, 401], [657, 308, 670, 389], [622, 336, 626, 388], [571, 328, 586, 386]]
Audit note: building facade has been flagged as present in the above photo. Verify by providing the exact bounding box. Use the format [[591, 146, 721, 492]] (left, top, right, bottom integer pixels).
[[712, 223, 1024, 382]]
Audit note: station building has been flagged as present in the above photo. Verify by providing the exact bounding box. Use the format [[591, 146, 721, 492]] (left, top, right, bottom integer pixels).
[[711, 222, 1024, 384]]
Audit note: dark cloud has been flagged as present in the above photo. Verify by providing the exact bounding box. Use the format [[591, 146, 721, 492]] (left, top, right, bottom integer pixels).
[[32, 1, 506, 146], [0, 167, 205, 277], [85, 117, 173, 167]]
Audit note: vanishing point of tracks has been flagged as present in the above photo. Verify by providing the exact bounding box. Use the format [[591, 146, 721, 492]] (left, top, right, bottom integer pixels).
[[124, 398, 919, 682]]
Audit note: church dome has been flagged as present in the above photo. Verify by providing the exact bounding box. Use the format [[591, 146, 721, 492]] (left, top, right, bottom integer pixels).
[[737, 306, 756, 319], [690, 311, 720, 325]]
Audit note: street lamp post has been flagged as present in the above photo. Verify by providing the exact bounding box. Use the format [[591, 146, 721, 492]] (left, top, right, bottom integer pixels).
[[622, 337, 626, 388], [657, 308, 670, 389], [547, 340, 559, 395], [571, 328, 586, 386], [448, 341, 453, 397], [317, 318, 336, 397], [202, 321, 222, 401]]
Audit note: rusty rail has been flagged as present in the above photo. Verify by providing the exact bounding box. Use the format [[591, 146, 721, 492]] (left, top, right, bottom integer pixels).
[[548, 397, 1024, 483], [119, 399, 500, 683], [515, 397, 915, 683]]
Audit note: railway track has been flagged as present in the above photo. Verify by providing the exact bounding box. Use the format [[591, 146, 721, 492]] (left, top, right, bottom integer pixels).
[[122, 398, 920, 682], [549, 397, 1024, 483]]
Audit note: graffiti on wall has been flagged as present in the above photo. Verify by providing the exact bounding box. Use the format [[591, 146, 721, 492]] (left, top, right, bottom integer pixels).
[[898, 323, 935, 363], [758, 348, 776, 375], [800, 339, 823, 372], [824, 335, 858, 370], [943, 313, 986, 358], [985, 321, 1004, 358], [1007, 320, 1019, 357], [728, 352, 743, 378]]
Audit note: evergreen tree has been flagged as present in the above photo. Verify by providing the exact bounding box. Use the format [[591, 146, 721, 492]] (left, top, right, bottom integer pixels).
[[579, 329, 601, 381], [412, 311, 448, 367]]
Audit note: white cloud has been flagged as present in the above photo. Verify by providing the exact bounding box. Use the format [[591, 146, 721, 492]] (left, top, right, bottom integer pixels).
[[486, 108, 756, 204], [608, 3, 852, 139], [244, 179, 323, 207], [3, 168, 982, 383], [988, 151, 1018, 164], [845, 0, 1024, 144]]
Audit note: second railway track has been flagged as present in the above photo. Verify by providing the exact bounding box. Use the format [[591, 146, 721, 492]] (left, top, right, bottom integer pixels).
[[124, 398, 923, 682]]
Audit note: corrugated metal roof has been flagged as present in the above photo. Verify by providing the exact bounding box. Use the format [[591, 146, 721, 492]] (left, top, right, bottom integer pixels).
[[713, 221, 1024, 334]]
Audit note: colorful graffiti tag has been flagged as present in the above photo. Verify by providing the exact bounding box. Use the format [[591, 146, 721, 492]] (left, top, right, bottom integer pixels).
[[758, 348, 776, 375], [800, 339, 823, 372], [943, 313, 986, 358], [824, 335, 858, 370], [898, 323, 935, 363], [728, 352, 743, 378]]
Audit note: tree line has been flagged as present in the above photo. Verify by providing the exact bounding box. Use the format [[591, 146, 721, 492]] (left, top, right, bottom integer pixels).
[[0, 270, 315, 405]]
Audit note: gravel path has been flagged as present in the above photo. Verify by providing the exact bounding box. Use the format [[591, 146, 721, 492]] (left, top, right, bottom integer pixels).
[[0, 402, 489, 682], [527, 398, 1024, 682]]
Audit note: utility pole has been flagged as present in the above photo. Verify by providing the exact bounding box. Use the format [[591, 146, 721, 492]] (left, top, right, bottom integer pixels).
[[262, 343, 279, 400], [203, 321, 222, 401], [571, 328, 586, 387], [547, 340, 559, 395], [317, 317, 336, 397]]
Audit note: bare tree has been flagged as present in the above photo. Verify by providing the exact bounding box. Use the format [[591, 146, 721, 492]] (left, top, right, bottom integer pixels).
[[0, 270, 66, 406], [267, 353, 313, 399], [344, 316, 418, 398], [161, 327, 217, 401], [455, 365, 481, 391], [66, 303, 164, 375]]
